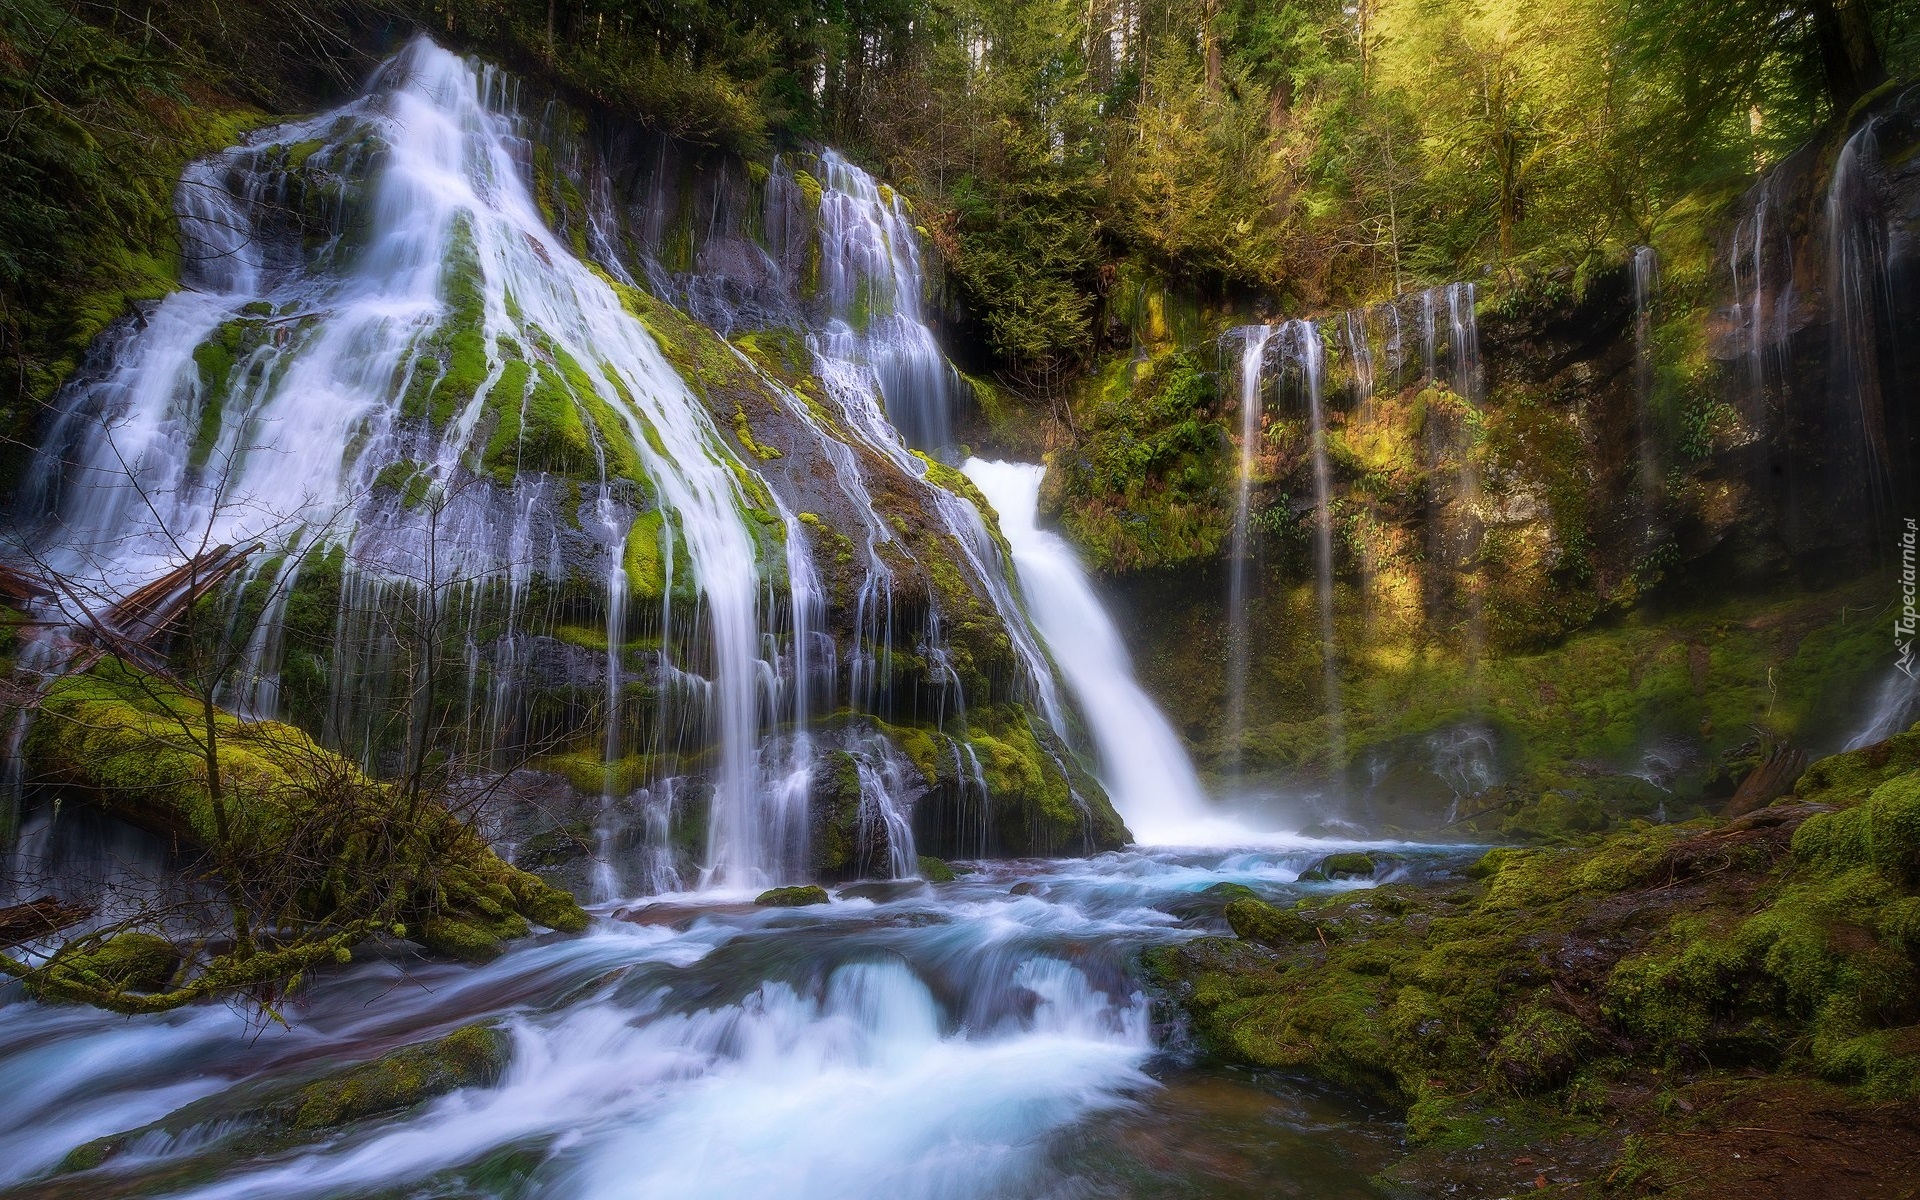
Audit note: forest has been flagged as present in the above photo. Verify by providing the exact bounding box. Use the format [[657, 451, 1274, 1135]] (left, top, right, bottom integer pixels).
[[1, 0, 1918, 1196]]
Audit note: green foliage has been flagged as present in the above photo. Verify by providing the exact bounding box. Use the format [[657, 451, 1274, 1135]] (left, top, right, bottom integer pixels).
[[1155, 782, 1920, 1147], [1041, 350, 1230, 571], [31, 933, 180, 999], [21, 663, 588, 987]]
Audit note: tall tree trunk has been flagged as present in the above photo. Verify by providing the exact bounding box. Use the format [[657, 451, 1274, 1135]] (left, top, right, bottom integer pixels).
[[1814, 0, 1886, 114], [1203, 0, 1221, 94]]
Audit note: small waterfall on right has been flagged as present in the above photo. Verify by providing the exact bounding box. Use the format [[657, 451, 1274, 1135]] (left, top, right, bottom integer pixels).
[[1632, 246, 1662, 523], [1826, 117, 1896, 520], [1223, 326, 1274, 777], [1292, 319, 1346, 790], [1844, 668, 1920, 751]]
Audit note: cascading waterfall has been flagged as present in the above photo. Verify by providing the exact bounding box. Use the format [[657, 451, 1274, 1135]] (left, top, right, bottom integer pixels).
[[1341, 309, 1375, 402], [1844, 667, 1920, 751], [1223, 326, 1274, 777], [800, 156, 1076, 755], [963, 461, 1218, 842], [1445, 282, 1480, 401], [1420, 288, 1439, 383], [812, 150, 962, 453], [13, 38, 817, 891]]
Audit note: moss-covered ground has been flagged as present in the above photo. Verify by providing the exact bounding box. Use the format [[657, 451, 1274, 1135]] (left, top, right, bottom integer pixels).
[[1146, 730, 1920, 1196], [22, 662, 587, 989]]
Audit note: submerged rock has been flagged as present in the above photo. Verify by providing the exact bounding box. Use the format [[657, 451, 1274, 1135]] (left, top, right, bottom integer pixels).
[[1298, 852, 1387, 881], [59, 1023, 512, 1174]]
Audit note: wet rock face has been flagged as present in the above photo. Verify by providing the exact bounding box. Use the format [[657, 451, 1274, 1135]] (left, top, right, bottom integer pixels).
[[15, 41, 1123, 905], [1709, 85, 1920, 562]]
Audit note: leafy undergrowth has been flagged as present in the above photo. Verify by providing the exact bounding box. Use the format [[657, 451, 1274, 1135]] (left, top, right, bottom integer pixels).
[[1147, 730, 1920, 1195], [1039, 348, 1232, 572]]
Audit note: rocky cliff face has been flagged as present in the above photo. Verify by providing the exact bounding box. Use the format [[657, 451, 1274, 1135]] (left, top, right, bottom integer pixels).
[[6, 39, 1126, 911], [1040, 85, 1920, 835]]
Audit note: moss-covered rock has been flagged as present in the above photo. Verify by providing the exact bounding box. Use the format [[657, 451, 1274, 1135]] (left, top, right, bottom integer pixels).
[[1152, 755, 1920, 1166], [59, 1022, 512, 1174], [755, 885, 829, 907], [1299, 851, 1379, 881], [292, 1024, 511, 1129], [917, 855, 957, 882], [24, 663, 588, 976], [1222, 896, 1317, 945]]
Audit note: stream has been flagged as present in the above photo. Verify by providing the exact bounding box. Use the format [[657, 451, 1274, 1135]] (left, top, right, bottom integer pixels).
[[0, 844, 1453, 1199]]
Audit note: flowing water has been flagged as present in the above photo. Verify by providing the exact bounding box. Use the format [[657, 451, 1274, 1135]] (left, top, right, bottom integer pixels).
[[0, 848, 1432, 1199], [1843, 667, 1920, 751], [1223, 327, 1275, 777], [0, 37, 1461, 1198], [1632, 246, 1661, 521], [1825, 116, 1896, 518], [1293, 322, 1345, 785], [964, 461, 1232, 845]]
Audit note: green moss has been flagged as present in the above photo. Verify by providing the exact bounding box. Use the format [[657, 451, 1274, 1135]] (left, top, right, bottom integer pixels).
[[755, 884, 829, 907], [1223, 896, 1316, 944], [1042, 349, 1231, 573], [371, 460, 433, 509], [25, 663, 587, 977], [732, 405, 782, 459], [1794, 771, 1920, 886], [292, 1024, 511, 1129], [401, 215, 493, 428], [31, 932, 178, 999], [917, 855, 957, 882], [791, 168, 823, 212], [1302, 851, 1378, 880], [536, 748, 655, 797]]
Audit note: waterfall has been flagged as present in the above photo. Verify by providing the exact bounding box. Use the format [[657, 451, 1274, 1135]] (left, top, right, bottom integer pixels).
[[1419, 288, 1438, 383], [1825, 118, 1896, 517], [962, 460, 1217, 843], [1844, 668, 1920, 751], [1341, 309, 1375, 402], [802, 157, 1075, 747], [1293, 321, 1345, 784], [1632, 246, 1661, 518], [1223, 326, 1274, 776], [1445, 282, 1480, 402], [812, 150, 962, 452], [13, 38, 817, 889]]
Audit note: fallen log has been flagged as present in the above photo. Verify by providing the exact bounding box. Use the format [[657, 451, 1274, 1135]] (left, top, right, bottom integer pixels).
[[0, 896, 95, 950]]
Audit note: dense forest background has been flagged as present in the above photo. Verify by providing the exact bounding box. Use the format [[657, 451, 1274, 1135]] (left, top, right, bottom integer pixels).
[[2, 0, 1917, 409]]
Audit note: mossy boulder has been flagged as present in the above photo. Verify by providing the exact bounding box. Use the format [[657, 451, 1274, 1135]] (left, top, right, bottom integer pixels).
[[25, 664, 588, 973], [58, 1022, 512, 1174], [917, 855, 957, 882], [291, 1024, 511, 1129], [1794, 771, 1920, 886], [755, 885, 829, 907], [1222, 896, 1317, 945]]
